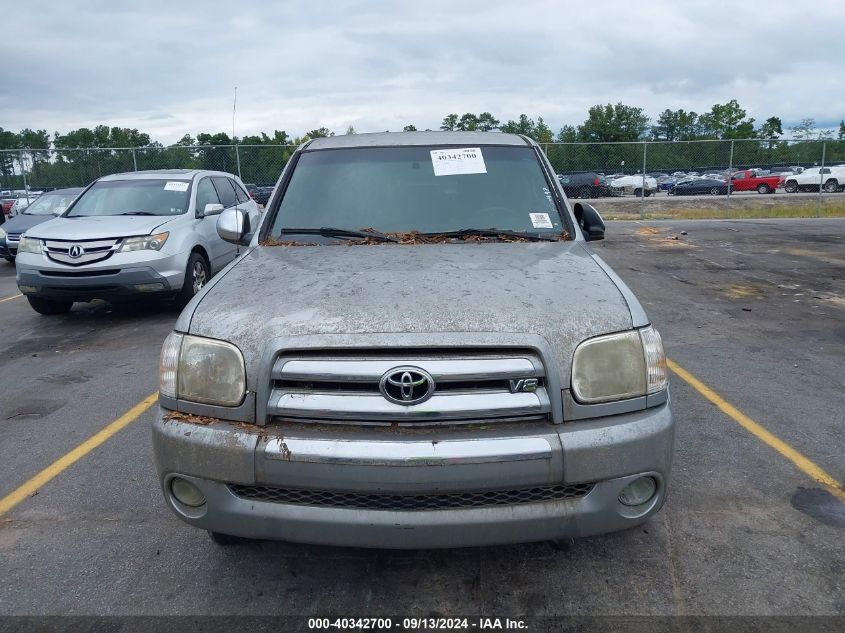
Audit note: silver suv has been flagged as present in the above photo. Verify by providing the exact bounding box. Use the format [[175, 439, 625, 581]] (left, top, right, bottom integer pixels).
[[15, 169, 260, 314], [154, 132, 674, 549]]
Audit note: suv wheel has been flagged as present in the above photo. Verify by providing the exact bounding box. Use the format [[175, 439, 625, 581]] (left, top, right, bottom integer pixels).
[[709, 187, 721, 195], [756, 183, 771, 194], [784, 180, 798, 193], [633, 188, 643, 197], [27, 296, 72, 315], [823, 179, 838, 193], [578, 186, 592, 199], [177, 252, 210, 307]]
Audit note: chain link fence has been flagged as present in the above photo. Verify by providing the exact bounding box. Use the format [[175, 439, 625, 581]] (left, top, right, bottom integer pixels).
[[2, 139, 843, 217], [543, 138, 843, 218]]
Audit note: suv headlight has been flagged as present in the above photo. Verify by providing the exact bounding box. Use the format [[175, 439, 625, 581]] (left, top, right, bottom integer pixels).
[[571, 326, 667, 403], [159, 332, 246, 406], [0, 227, 6, 239], [17, 235, 42, 254], [118, 232, 169, 252]]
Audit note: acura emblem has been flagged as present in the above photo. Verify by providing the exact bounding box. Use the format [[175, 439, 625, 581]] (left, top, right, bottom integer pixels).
[[68, 244, 85, 258], [379, 366, 435, 406]]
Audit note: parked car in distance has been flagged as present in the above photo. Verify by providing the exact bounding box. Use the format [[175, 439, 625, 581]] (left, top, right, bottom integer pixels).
[[729, 169, 783, 194], [557, 172, 612, 199], [0, 188, 83, 262], [15, 169, 260, 314], [783, 166, 845, 193], [610, 174, 658, 196], [153, 131, 673, 549], [248, 184, 275, 206], [669, 178, 729, 196]]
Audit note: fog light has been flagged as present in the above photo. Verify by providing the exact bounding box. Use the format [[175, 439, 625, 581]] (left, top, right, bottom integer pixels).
[[618, 476, 657, 506], [170, 477, 206, 507], [18, 285, 37, 294], [135, 283, 165, 292]]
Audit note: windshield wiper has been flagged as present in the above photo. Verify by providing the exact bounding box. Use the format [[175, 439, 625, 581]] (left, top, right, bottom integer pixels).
[[279, 227, 397, 243], [421, 228, 561, 242], [117, 211, 157, 216]]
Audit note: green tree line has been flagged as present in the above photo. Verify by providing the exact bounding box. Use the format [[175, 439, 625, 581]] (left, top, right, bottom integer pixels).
[[2, 102, 844, 188]]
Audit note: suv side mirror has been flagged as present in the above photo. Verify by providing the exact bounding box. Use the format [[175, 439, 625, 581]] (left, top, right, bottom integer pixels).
[[201, 203, 224, 217], [573, 202, 605, 241], [216, 207, 251, 245]]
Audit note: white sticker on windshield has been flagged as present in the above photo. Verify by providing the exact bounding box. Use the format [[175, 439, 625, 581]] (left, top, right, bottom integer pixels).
[[164, 181, 189, 192], [529, 213, 553, 229], [430, 148, 487, 176]]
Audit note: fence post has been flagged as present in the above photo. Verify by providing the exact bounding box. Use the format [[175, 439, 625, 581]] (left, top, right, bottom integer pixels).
[[19, 150, 30, 202], [818, 141, 826, 217], [640, 141, 647, 219], [727, 139, 734, 198], [132, 148, 138, 172], [235, 144, 242, 179]]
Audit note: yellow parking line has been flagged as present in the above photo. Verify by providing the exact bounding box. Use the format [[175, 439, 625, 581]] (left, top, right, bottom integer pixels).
[[0, 392, 158, 517], [0, 293, 22, 303], [667, 358, 845, 502]]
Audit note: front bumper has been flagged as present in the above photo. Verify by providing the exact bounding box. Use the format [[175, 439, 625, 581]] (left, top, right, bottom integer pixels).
[[152, 403, 675, 548], [16, 265, 176, 301]]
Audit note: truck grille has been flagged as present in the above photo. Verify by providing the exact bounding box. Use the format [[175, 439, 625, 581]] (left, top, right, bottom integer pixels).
[[229, 482, 594, 511], [43, 238, 120, 266], [267, 349, 551, 425]]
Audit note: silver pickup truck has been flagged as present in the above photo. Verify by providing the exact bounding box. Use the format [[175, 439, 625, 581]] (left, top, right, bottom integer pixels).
[[153, 131, 674, 549]]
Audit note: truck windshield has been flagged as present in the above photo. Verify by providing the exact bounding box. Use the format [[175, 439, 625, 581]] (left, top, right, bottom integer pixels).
[[270, 146, 565, 237], [66, 180, 190, 217]]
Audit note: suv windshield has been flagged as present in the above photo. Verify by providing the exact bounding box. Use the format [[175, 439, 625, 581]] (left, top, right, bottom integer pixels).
[[270, 146, 565, 238], [23, 192, 78, 215], [66, 179, 190, 217]]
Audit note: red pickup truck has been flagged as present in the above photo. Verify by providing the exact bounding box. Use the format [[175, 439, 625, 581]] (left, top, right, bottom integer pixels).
[[729, 169, 783, 194]]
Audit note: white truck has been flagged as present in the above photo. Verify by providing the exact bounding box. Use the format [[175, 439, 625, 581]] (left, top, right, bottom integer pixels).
[[783, 166, 845, 193]]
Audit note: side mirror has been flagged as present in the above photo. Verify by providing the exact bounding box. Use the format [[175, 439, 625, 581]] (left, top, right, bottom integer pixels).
[[201, 203, 224, 217], [573, 202, 605, 242], [216, 207, 251, 245]]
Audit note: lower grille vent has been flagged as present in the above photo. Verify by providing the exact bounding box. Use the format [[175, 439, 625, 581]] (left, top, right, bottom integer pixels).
[[229, 483, 594, 511]]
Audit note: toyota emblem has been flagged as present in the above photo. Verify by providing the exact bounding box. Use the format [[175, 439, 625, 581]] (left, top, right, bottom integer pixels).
[[379, 366, 435, 406], [68, 244, 85, 258]]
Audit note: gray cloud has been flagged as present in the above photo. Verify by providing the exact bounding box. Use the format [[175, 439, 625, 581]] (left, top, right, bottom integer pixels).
[[1, 0, 842, 143]]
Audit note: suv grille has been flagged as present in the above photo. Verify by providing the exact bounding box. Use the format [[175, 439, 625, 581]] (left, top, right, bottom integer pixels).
[[43, 238, 120, 266], [229, 483, 594, 511], [267, 349, 551, 425]]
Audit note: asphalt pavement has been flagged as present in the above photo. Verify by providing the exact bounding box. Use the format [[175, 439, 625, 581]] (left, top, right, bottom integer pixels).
[[0, 218, 842, 617]]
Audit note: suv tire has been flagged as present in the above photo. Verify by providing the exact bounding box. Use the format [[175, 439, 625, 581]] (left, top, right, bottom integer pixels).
[[578, 186, 592, 199], [823, 179, 838, 193], [784, 180, 798, 193], [27, 296, 72, 315], [177, 252, 210, 307]]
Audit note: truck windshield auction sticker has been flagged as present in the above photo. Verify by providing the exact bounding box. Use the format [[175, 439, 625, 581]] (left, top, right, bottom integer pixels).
[[430, 148, 487, 176]]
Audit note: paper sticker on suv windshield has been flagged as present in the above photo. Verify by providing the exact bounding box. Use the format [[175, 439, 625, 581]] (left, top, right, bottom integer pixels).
[[430, 148, 487, 176], [529, 213, 553, 229], [164, 181, 189, 192]]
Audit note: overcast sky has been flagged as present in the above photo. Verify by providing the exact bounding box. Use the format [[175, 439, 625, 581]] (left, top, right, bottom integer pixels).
[[2, 0, 843, 144]]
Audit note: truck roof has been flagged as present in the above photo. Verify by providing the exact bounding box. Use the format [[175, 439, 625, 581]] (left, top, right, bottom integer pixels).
[[306, 131, 534, 151]]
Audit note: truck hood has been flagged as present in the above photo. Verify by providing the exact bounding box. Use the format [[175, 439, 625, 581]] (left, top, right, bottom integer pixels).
[[187, 242, 638, 385], [25, 214, 180, 240], [2, 213, 54, 235]]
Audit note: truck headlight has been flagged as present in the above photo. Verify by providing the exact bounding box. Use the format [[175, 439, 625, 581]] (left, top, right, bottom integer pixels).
[[118, 232, 169, 252], [571, 326, 667, 403], [159, 332, 246, 406], [17, 235, 42, 254], [0, 227, 6, 239]]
